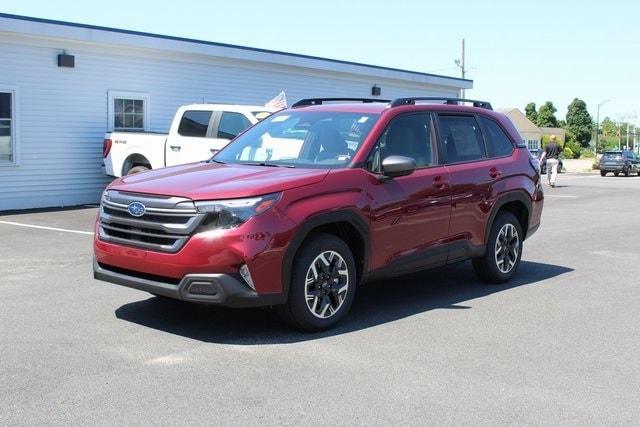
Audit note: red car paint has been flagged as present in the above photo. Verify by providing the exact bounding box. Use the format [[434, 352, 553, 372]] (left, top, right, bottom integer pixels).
[[94, 101, 543, 305]]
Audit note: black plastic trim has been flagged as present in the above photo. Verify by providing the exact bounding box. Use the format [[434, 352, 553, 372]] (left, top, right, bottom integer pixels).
[[94, 259, 285, 307], [282, 210, 371, 299], [484, 191, 533, 244]]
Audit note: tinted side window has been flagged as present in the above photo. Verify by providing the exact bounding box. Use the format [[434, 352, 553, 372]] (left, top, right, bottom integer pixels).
[[178, 110, 212, 137], [218, 112, 252, 139], [367, 113, 434, 173], [479, 116, 514, 158], [438, 115, 485, 163]]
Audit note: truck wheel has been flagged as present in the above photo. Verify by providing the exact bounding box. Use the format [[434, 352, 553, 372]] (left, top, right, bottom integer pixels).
[[614, 172, 619, 177], [276, 233, 356, 331], [473, 211, 523, 284], [127, 165, 150, 175], [600, 170, 607, 177], [624, 168, 630, 177]]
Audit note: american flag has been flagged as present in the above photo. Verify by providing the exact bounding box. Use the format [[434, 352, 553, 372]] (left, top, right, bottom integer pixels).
[[265, 91, 287, 110]]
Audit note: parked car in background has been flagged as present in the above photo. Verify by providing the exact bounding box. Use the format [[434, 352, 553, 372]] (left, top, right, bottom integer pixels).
[[529, 148, 563, 174], [93, 97, 544, 331], [102, 104, 278, 177], [599, 150, 640, 176]]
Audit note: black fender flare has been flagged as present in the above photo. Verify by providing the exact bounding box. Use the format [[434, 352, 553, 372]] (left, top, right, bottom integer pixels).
[[281, 210, 370, 300], [484, 190, 533, 244]]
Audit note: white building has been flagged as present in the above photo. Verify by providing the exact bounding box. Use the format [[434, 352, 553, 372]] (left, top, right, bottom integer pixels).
[[0, 13, 472, 211]]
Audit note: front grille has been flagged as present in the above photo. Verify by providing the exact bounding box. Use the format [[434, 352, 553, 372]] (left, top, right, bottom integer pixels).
[[98, 190, 206, 253]]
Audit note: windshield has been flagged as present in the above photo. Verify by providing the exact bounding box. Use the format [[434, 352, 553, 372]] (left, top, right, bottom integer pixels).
[[213, 111, 380, 168]]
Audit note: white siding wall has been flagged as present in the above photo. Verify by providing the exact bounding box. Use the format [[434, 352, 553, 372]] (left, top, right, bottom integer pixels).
[[0, 32, 461, 211]]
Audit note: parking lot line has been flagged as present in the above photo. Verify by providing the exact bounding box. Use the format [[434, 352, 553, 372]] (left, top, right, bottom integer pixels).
[[0, 220, 94, 236]]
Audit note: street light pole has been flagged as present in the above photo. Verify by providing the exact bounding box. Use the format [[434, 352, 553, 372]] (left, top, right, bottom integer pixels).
[[595, 99, 609, 155]]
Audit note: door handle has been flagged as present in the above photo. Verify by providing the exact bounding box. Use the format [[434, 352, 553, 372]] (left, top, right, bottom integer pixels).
[[432, 176, 448, 189], [489, 167, 501, 179], [170, 145, 181, 151]]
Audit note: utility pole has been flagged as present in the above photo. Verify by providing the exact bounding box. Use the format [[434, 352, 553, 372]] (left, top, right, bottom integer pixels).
[[455, 39, 466, 98]]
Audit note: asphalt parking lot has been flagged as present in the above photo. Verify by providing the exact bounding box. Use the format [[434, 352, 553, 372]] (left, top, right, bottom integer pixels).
[[1, 173, 639, 425]]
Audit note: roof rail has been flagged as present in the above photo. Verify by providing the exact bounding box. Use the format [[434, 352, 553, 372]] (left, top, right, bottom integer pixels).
[[291, 98, 391, 108], [390, 97, 493, 110]]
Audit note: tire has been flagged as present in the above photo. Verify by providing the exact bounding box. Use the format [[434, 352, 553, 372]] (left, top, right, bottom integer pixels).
[[276, 233, 357, 331], [624, 168, 630, 177], [637, 170, 640, 177], [127, 165, 150, 175], [473, 211, 523, 284], [600, 170, 607, 177], [614, 172, 619, 177]]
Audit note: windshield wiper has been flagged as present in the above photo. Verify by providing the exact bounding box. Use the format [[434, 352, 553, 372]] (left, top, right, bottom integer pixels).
[[209, 159, 225, 164], [239, 162, 295, 168]]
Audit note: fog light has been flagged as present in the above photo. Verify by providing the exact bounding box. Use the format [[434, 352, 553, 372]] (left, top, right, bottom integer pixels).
[[239, 264, 255, 291]]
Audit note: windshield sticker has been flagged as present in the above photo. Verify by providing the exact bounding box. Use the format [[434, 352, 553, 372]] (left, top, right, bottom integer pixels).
[[357, 116, 369, 123], [271, 115, 290, 123]]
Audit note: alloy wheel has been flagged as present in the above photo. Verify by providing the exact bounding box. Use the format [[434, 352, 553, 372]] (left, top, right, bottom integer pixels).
[[494, 223, 520, 274], [304, 250, 349, 319]]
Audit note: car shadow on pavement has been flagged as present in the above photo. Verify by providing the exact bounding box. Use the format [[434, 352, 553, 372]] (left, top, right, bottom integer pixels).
[[115, 260, 572, 344]]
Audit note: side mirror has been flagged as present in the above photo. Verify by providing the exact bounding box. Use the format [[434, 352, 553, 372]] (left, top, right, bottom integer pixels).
[[381, 155, 416, 178]]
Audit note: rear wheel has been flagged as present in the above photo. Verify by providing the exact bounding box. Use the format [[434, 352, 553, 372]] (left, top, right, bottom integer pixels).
[[473, 212, 523, 284], [600, 170, 607, 177], [277, 234, 356, 331]]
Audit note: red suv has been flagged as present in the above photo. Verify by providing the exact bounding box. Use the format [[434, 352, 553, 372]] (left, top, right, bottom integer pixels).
[[94, 97, 544, 331]]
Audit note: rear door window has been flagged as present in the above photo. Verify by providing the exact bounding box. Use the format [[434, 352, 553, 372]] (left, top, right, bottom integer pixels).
[[218, 112, 252, 139], [178, 110, 212, 137], [438, 115, 486, 163], [479, 116, 514, 158]]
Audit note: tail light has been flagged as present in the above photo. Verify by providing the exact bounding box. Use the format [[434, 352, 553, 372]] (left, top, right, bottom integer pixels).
[[103, 139, 112, 158], [529, 156, 541, 175]]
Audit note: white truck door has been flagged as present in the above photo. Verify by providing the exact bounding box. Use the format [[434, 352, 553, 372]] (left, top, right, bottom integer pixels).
[[165, 109, 218, 167]]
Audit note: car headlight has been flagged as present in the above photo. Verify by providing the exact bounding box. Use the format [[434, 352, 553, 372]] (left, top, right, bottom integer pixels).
[[194, 193, 281, 229]]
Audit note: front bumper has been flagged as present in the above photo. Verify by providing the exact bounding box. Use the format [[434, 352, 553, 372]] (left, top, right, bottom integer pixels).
[[93, 258, 285, 307]]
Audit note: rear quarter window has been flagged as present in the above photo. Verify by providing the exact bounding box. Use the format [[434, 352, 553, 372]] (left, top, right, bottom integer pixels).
[[479, 116, 514, 158]]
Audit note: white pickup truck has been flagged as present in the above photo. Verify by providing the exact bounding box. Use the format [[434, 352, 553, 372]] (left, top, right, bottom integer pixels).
[[102, 104, 277, 177]]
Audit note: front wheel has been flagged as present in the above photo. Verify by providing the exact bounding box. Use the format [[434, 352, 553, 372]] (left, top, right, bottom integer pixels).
[[473, 212, 523, 284], [614, 172, 620, 177], [600, 170, 607, 177], [127, 165, 150, 175], [276, 234, 356, 331]]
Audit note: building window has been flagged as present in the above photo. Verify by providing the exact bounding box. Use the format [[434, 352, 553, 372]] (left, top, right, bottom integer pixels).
[[527, 139, 540, 150], [0, 89, 16, 164], [108, 91, 149, 132]]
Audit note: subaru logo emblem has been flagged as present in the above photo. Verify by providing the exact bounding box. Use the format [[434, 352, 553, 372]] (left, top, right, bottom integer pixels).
[[127, 201, 146, 217]]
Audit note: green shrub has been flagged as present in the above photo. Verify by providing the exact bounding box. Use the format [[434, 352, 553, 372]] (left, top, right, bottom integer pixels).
[[563, 147, 574, 159], [563, 140, 582, 159]]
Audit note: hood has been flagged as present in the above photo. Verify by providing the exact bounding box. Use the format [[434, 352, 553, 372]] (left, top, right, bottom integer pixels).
[[108, 162, 329, 200]]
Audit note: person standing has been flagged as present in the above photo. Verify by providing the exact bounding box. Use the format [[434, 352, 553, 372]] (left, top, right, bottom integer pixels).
[[540, 135, 562, 187]]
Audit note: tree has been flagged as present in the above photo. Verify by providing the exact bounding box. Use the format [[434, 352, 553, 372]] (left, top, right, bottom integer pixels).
[[525, 102, 537, 123], [565, 98, 593, 148], [601, 117, 617, 137], [536, 101, 558, 127]]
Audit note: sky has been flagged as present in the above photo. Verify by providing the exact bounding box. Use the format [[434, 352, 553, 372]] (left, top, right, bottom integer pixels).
[[2, 0, 639, 122]]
